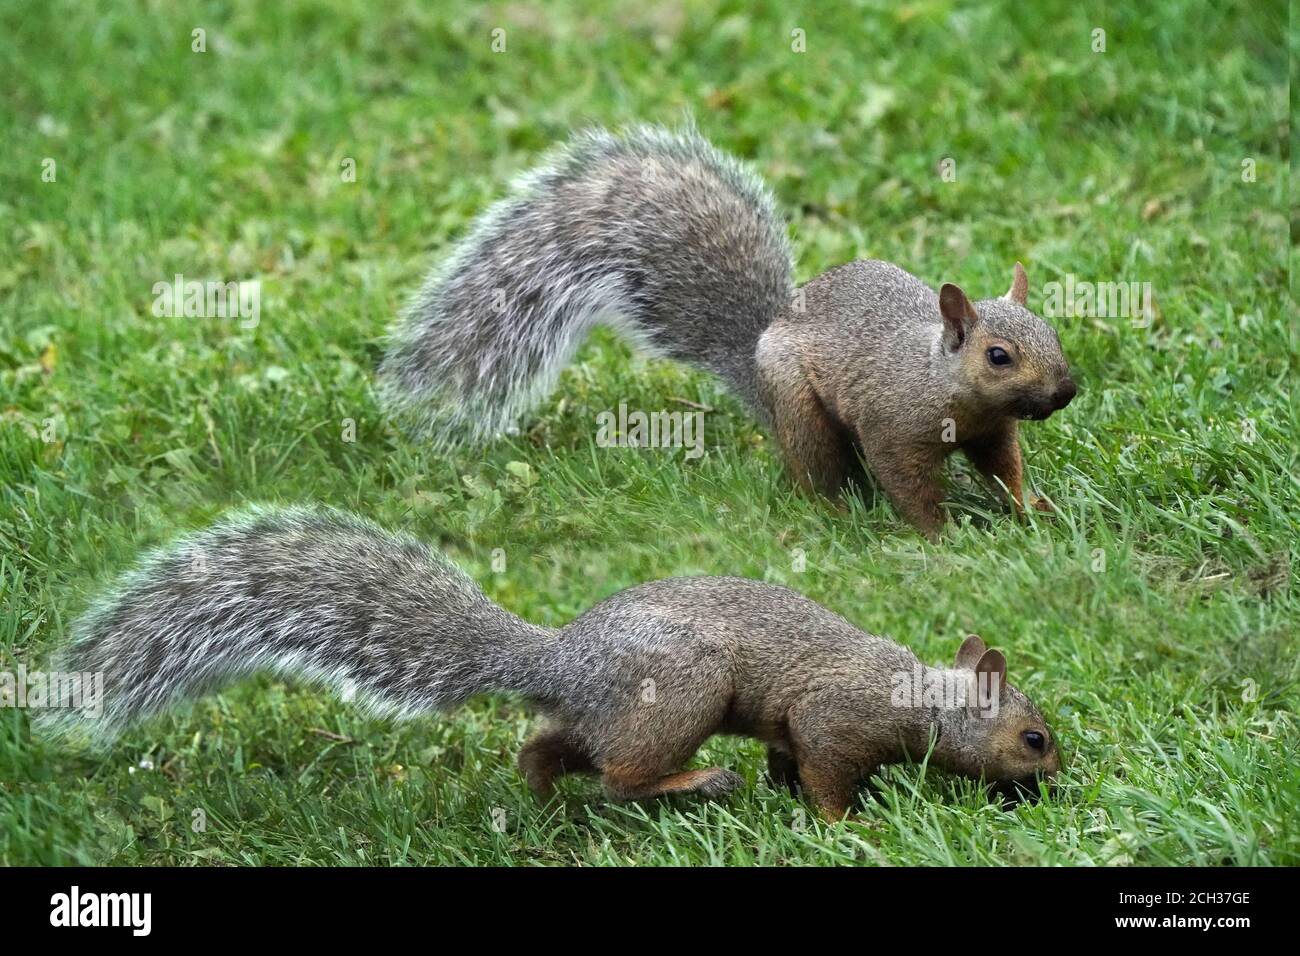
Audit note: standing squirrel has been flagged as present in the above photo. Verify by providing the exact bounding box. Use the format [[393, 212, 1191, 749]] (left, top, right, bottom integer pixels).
[[48, 507, 1060, 819], [380, 125, 1077, 536]]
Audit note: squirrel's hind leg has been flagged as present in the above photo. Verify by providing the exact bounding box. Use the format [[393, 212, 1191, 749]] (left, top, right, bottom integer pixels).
[[518, 726, 596, 798], [602, 765, 745, 802]]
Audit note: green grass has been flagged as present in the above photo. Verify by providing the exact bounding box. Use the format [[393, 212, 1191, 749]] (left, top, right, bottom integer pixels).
[[1, 0, 1295, 866]]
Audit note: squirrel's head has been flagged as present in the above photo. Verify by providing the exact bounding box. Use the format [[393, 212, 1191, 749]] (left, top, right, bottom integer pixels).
[[936, 635, 1061, 805], [939, 264, 1076, 422]]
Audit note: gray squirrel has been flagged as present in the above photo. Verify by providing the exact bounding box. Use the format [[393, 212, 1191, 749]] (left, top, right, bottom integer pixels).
[[380, 125, 1077, 536], [48, 506, 1060, 818]]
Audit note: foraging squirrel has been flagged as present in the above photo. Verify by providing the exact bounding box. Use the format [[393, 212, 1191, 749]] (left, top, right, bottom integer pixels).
[[50, 507, 1060, 818], [380, 126, 1078, 536]]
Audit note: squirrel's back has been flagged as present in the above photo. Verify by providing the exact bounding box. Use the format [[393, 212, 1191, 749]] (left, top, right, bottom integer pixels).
[[381, 126, 794, 442], [781, 260, 940, 333], [553, 575, 918, 719]]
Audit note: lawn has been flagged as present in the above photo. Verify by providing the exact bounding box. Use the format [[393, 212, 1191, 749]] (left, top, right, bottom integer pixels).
[[1, 0, 1295, 865]]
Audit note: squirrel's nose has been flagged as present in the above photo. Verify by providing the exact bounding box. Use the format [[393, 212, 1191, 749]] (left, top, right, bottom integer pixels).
[[1052, 378, 1077, 410]]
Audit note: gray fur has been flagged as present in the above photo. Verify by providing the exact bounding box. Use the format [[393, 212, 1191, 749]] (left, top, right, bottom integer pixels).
[[46, 506, 551, 738], [380, 125, 793, 440]]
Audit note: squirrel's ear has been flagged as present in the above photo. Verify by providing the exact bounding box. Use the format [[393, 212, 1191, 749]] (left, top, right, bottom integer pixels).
[[974, 648, 1007, 690], [1004, 262, 1029, 305], [939, 283, 978, 349], [955, 634, 987, 670]]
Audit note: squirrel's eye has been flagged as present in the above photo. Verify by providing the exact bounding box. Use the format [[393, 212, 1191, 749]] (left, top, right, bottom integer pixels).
[[987, 346, 1012, 366], [1023, 731, 1046, 752]]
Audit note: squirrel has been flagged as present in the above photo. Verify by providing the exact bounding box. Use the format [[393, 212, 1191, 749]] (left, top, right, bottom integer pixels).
[[47, 506, 1060, 819], [379, 125, 1077, 537]]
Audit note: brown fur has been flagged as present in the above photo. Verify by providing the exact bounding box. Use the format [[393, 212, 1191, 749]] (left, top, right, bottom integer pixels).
[[517, 726, 596, 797], [527, 640, 1062, 819], [757, 262, 1076, 538], [601, 765, 744, 801], [515, 573, 1062, 821]]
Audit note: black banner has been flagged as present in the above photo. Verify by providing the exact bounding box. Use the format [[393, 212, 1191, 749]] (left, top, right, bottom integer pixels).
[[1, 866, 1279, 941]]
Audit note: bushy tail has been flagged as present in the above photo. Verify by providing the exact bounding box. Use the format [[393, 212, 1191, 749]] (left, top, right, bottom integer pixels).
[[42, 506, 552, 740], [379, 125, 793, 443]]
